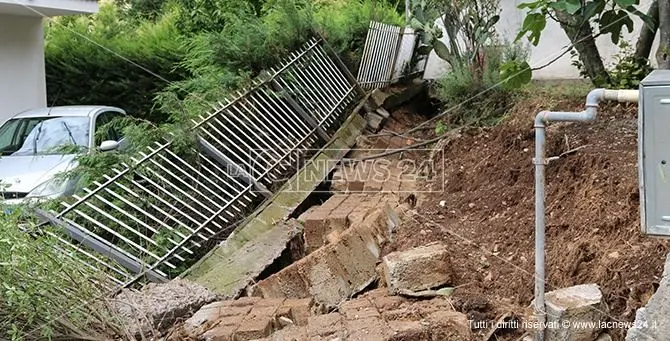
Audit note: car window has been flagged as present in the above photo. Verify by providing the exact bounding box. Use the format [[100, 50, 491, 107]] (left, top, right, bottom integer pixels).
[[0, 117, 90, 156], [0, 119, 22, 154], [94, 112, 124, 146]]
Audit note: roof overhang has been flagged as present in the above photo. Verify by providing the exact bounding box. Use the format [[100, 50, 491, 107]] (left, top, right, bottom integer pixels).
[[0, 0, 97, 17]]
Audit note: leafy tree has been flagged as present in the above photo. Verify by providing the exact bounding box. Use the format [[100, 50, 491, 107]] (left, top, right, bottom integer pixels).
[[515, 0, 656, 86]]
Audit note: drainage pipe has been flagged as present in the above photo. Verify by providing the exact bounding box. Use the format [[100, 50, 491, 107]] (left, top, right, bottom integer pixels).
[[533, 88, 639, 341]]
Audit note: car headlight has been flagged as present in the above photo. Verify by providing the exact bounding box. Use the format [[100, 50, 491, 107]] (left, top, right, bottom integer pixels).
[[26, 178, 70, 199]]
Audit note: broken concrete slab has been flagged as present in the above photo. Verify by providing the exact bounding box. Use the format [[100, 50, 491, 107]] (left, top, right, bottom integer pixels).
[[382, 243, 453, 295], [110, 278, 217, 337], [544, 283, 606, 341], [194, 220, 301, 303], [250, 203, 402, 308], [185, 112, 366, 296], [626, 253, 670, 341]]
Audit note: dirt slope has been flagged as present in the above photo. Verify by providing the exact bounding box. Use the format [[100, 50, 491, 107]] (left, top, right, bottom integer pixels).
[[390, 95, 670, 340]]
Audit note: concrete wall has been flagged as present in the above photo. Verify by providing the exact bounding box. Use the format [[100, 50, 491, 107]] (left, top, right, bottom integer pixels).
[[0, 14, 46, 124], [424, 0, 660, 80]]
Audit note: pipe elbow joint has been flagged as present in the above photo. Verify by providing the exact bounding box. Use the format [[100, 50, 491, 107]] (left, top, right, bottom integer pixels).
[[535, 111, 550, 127], [585, 88, 605, 108]]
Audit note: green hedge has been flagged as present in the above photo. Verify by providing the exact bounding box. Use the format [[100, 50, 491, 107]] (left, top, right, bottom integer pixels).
[[45, 0, 403, 124], [45, 5, 189, 123]]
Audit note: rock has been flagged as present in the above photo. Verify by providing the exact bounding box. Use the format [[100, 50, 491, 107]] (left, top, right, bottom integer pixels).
[[626, 253, 670, 341], [544, 284, 606, 341], [376, 107, 391, 118], [370, 89, 390, 107], [365, 112, 385, 132], [109, 278, 217, 336], [382, 243, 453, 295], [439, 200, 446, 207]]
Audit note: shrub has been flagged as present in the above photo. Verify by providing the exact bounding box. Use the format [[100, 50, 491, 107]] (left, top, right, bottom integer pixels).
[[315, 0, 404, 71], [607, 42, 653, 89], [434, 43, 524, 127], [0, 207, 121, 340], [45, 3, 190, 124]]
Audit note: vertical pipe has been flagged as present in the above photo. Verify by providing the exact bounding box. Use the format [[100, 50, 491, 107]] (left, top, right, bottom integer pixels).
[[534, 118, 546, 341]]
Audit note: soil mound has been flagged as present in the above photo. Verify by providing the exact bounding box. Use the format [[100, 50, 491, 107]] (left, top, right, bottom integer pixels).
[[393, 96, 670, 340]]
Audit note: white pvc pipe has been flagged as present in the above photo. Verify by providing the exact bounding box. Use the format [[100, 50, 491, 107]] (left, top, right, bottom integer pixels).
[[533, 88, 639, 341]]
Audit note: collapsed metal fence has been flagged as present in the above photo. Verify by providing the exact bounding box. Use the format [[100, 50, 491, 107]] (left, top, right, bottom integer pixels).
[[357, 21, 425, 90], [40, 37, 362, 287]]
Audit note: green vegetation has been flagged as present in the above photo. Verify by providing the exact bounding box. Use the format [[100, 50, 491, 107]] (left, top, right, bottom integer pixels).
[[0, 207, 122, 340], [46, 0, 403, 125], [2, 3, 404, 339], [514, 0, 656, 86], [409, 0, 529, 129]]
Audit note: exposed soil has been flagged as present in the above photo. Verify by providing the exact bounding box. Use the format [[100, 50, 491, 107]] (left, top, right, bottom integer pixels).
[[386, 94, 670, 340]]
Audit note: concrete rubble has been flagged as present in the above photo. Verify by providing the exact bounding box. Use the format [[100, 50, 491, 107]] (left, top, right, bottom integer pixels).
[[382, 242, 453, 295], [626, 253, 670, 341], [172, 289, 472, 341], [544, 283, 606, 341], [250, 201, 403, 308], [109, 278, 217, 337]]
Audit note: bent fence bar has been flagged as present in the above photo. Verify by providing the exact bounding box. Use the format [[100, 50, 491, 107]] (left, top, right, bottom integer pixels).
[[39, 38, 362, 287]]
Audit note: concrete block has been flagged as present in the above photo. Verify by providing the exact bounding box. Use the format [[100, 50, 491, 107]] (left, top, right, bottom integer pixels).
[[545, 284, 606, 341], [382, 243, 453, 294], [370, 89, 390, 107], [234, 306, 277, 341], [345, 316, 390, 340], [110, 278, 217, 336], [366, 112, 384, 132], [280, 298, 314, 326], [203, 324, 237, 341], [252, 204, 398, 307], [376, 107, 391, 118], [388, 320, 428, 341]]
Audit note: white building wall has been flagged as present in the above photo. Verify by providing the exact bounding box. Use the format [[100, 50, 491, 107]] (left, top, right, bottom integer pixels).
[[424, 0, 660, 80], [0, 14, 46, 124]]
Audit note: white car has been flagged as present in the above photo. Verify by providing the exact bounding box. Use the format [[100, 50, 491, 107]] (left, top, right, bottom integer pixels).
[[0, 106, 126, 205]]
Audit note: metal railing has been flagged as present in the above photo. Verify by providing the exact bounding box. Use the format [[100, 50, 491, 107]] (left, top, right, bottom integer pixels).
[[41, 37, 362, 287], [357, 21, 423, 90]]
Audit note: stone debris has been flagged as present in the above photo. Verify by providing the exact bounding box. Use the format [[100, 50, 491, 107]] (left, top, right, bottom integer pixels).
[[251, 202, 402, 307], [370, 88, 390, 107], [626, 253, 670, 341], [109, 278, 217, 337], [173, 289, 472, 341], [366, 111, 385, 132], [382, 243, 453, 295], [544, 283, 606, 341]]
